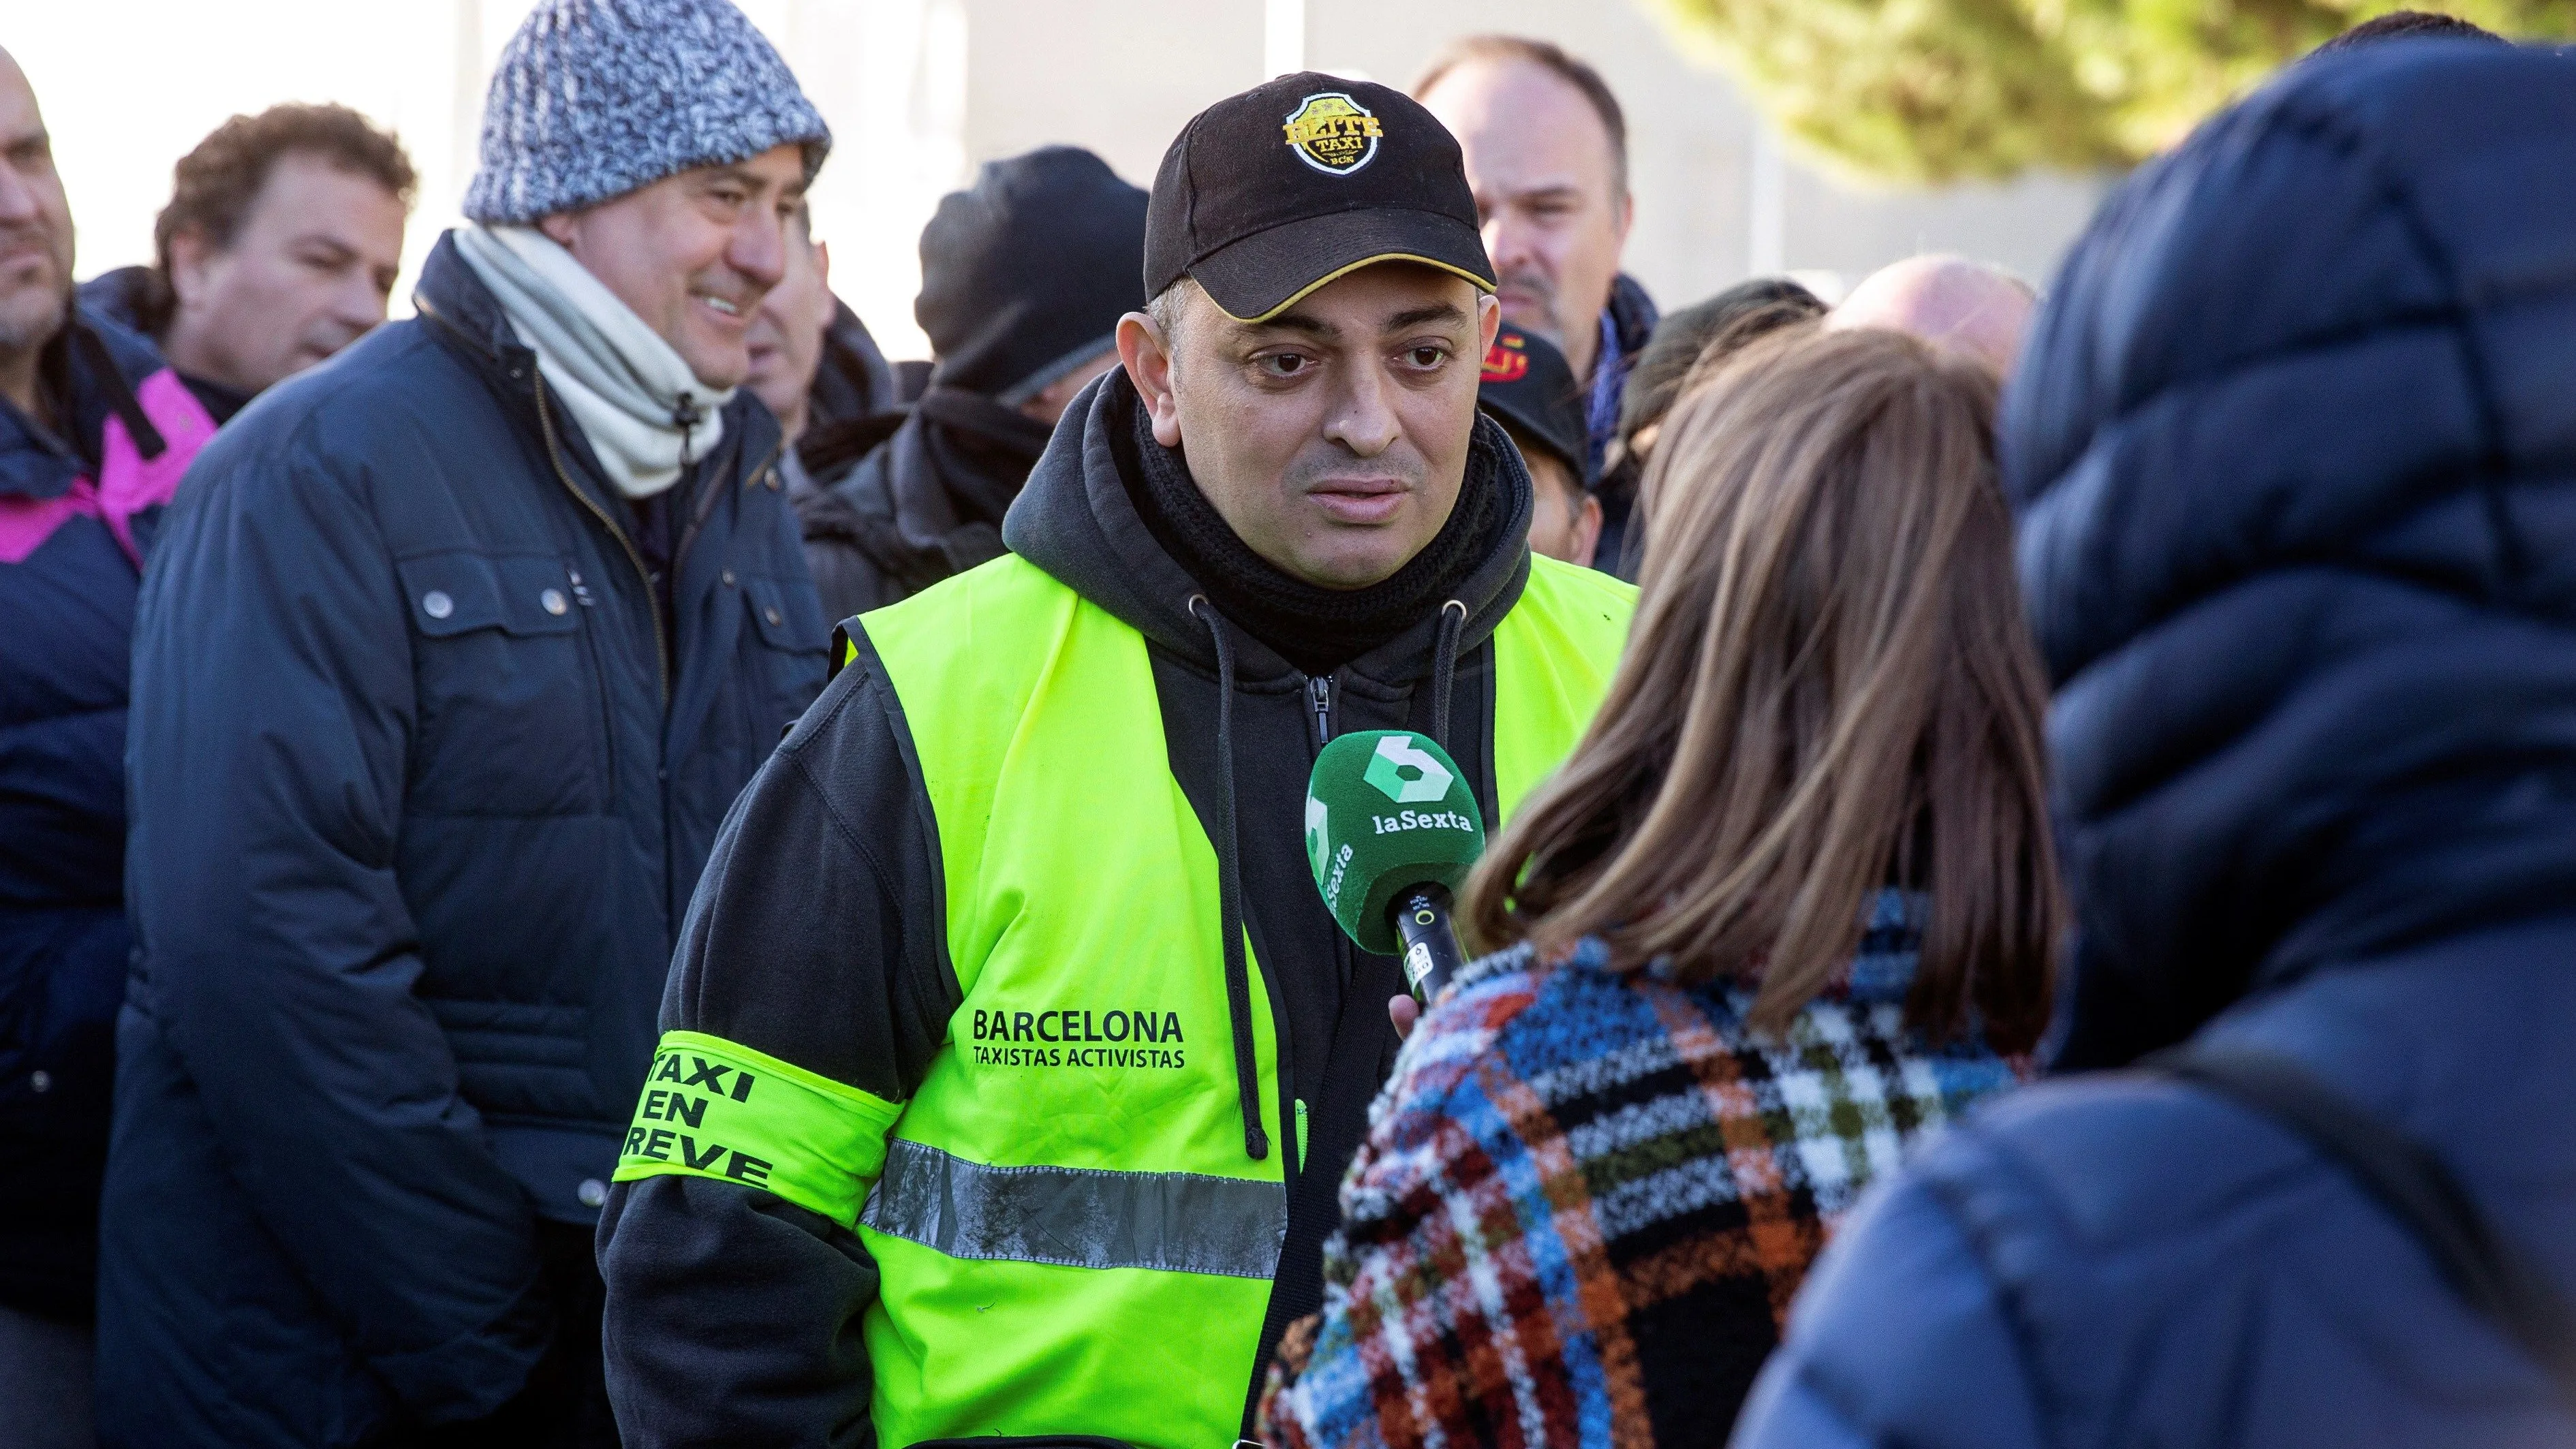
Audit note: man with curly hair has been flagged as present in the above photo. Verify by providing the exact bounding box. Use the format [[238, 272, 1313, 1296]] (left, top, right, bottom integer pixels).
[[82, 103, 412, 422]]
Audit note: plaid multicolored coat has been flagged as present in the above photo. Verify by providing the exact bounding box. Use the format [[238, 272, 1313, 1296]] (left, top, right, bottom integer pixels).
[[1258, 890, 2027, 1449]]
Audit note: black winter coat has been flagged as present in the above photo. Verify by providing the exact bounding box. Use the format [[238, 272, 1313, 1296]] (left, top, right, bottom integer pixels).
[[95, 234, 828, 1444], [1735, 40, 2576, 1448]]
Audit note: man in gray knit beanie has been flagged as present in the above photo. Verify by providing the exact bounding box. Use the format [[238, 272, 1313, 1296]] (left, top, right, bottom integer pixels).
[[92, 2, 839, 1444], [456, 0, 832, 499]]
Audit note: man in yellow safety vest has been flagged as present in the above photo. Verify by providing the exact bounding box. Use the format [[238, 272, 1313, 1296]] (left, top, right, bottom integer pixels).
[[599, 72, 1634, 1448]]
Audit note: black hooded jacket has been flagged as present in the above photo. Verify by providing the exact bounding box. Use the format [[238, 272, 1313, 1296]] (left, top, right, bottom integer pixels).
[[599, 369, 1546, 1444], [792, 147, 1147, 622], [792, 387, 1053, 619]]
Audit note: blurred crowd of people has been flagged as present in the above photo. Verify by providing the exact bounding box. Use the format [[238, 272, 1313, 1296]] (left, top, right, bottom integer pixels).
[[1, 2, 2569, 1447]]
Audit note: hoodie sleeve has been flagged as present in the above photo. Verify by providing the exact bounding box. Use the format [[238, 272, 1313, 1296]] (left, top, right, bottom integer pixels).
[[123, 431, 551, 1419], [598, 643, 955, 1448]]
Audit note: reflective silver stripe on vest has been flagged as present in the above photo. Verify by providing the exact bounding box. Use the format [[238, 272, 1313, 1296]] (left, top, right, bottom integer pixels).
[[860, 1138, 1288, 1279]]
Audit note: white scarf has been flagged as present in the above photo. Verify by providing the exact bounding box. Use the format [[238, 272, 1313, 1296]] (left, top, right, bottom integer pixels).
[[454, 224, 733, 498]]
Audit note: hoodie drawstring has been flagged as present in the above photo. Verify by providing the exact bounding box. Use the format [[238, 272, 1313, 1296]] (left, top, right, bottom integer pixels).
[[1430, 599, 1468, 749], [1185, 594, 1469, 1162], [73, 325, 167, 461], [1188, 595, 1270, 1162]]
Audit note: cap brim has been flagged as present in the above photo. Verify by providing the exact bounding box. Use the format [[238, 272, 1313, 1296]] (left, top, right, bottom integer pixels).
[[1188, 208, 1495, 324], [1478, 399, 1587, 478]]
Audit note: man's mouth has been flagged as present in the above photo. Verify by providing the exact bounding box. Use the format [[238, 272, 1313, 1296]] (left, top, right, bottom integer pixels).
[[1309, 478, 1408, 525], [0, 240, 54, 277], [696, 292, 745, 320]]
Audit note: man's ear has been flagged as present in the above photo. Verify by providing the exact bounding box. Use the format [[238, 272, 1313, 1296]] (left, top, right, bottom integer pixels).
[[1570, 490, 1604, 570], [537, 212, 579, 249], [1476, 291, 1504, 355], [813, 238, 831, 287], [164, 228, 216, 309], [1117, 310, 1184, 448]]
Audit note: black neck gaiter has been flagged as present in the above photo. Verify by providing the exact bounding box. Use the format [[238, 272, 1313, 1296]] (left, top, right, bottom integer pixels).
[[1112, 379, 1507, 676], [915, 385, 1056, 527]]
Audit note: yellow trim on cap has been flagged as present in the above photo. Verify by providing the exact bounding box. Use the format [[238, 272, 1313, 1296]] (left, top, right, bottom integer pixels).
[[1213, 252, 1500, 324]]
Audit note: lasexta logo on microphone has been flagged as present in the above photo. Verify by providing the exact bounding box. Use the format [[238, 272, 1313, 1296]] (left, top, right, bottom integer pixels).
[[1371, 807, 1474, 834], [1364, 734, 1453, 804]]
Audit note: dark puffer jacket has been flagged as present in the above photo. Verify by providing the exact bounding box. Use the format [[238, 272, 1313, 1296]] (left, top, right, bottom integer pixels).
[[95, 234, 828, 1443], [1734, 40, 2576, 1448], [0, 309, 215, 1324]]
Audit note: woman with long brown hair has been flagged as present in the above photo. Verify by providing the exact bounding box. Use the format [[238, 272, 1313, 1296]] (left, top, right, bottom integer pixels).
[[1260, 324, 2064, 1448]]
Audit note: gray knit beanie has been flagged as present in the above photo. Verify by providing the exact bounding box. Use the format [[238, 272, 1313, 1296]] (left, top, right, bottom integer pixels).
[[463, 0, 831, 225]]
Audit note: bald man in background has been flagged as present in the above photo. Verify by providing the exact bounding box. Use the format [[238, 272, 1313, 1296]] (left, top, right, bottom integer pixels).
[[1828, 254, 2035, 378]]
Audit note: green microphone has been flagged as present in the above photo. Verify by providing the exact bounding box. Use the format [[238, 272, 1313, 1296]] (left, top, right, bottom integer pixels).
[[1304, 730, 1487, 1003]]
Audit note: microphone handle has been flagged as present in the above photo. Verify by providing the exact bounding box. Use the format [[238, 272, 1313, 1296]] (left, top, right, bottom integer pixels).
[[1390, 884, 1468, 1006]]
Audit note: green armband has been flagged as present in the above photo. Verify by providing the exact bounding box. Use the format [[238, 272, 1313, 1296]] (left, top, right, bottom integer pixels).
[[612, 1030, 902, 1228]]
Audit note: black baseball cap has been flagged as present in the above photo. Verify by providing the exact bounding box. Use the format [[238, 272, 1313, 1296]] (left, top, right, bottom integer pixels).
[[1476, 322, 1587, 480], [1145, 72, 1496, 324]]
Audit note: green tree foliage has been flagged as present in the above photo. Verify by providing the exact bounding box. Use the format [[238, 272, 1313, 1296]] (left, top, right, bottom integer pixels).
[[1645, 0, 2576, 182]]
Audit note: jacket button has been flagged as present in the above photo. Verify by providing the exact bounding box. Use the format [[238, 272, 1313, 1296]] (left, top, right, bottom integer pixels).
[[421, 590, 454, 620], [764, 606, 783, 627], [578, 1179, 606, 1209], [29, 1070, 49, 1093], [721, 570, 737, 587], [541, 588, 569, 616]]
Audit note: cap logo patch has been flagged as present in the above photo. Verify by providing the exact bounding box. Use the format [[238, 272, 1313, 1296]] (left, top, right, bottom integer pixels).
[[1482, 333, 1530, 383], [1282, 92, 1383, 176]]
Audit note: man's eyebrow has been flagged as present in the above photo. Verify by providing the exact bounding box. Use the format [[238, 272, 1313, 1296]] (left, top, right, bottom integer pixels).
[[1384, 301, 1470, 332], [0, 125, 47, 153], [1245, 309, 1337, 341], [1234, 296, 1470, 342]]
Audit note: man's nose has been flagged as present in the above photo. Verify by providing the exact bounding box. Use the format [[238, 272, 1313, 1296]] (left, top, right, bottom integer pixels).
[[1482, 213, 1540, 277], [334, 272, 390, 330], [1322, 356, 1401, 458], [0, 160, 40, 225], [726, 211, 786, 296]]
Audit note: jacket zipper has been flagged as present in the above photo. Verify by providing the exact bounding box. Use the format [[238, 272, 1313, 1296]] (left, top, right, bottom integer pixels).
[[533, 372, 669, 704], [1307, 672, 1334, 748]]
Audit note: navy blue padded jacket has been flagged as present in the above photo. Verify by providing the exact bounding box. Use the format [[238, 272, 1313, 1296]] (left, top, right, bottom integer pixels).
[[95, 234, 827, 1444], [1735, 40, 2576, 1449]]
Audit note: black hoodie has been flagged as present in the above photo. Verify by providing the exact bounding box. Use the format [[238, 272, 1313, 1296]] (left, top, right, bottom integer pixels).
[[599, 369, 1540, 1440], [792, 386, 1053, 619]]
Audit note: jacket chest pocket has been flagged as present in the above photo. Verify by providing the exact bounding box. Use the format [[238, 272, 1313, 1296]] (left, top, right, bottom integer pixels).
[[397, 550, 608, 817], [732, 574, 828, 752]]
